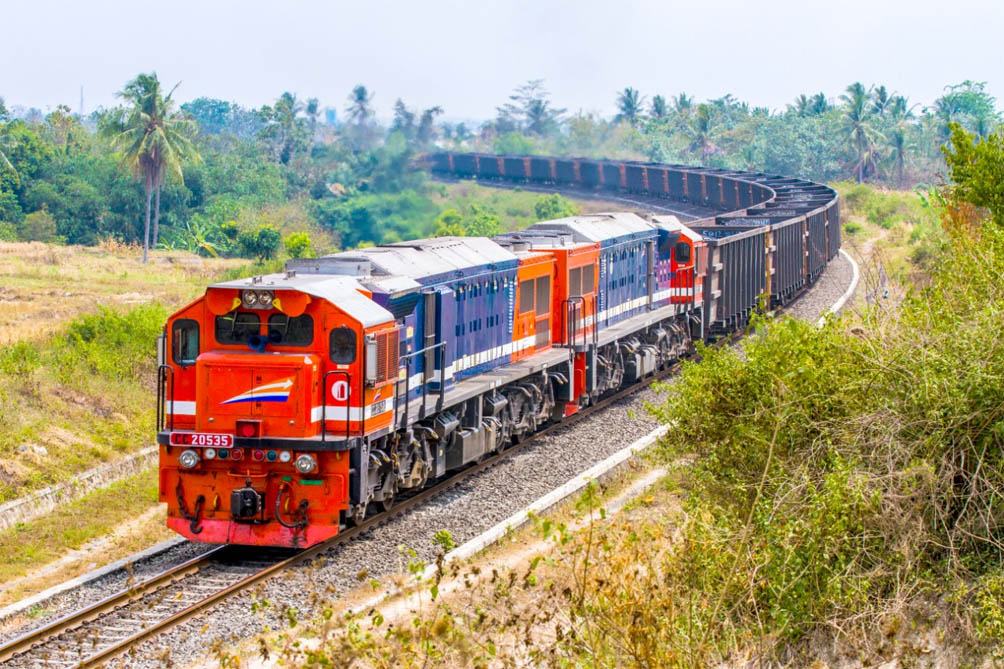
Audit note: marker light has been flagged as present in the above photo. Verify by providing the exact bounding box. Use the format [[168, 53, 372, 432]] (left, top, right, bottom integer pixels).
[[217, 449, 229, 459], [252, 449, 265, 462], [178, 449, 200, 469], [294, 454, 317, 474], [266, 450, 278, 462], [230, 448, 244, 461], [279, 450, 292, 463], [204, 448, 216, 460], [241, 289, 258, 307]]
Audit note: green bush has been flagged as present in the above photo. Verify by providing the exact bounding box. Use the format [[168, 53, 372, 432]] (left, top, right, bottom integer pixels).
[[533, 193, 581, 221], [237, 224, 281, 261], [0, 220, 17, 241], [283, 231, 314, 258], [0, 341, 42, 376], [53, 304, 166, 381], [645, 223, 1004, 653]]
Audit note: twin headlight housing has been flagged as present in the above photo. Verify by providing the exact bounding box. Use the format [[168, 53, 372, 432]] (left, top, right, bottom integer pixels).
[[241, 289, 274, 309], [178, 447, 317, 475]]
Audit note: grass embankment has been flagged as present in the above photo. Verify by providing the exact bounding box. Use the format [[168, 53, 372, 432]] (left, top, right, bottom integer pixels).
[[0, 242, 238, 503], [0, 470, 172, 608], [243, 188, 1004, 665]]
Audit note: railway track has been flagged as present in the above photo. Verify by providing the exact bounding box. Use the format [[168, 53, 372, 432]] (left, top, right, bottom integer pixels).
[[0, 352, 691, 668]]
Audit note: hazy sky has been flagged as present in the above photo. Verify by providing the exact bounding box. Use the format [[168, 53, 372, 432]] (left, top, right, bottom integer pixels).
[[3, 0, 1001, 121]]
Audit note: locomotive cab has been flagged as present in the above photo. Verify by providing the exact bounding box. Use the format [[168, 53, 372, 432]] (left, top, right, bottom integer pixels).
[[157, 274, 399, 547]]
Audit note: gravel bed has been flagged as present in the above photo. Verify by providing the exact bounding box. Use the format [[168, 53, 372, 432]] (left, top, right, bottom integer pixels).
[[3, 250, 854, 667], [785, 251, 855, 322], [97, 389, 665, 668]]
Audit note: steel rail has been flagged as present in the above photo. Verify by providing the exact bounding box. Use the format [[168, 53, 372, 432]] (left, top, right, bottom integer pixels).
[[0, 546, 229, 663]]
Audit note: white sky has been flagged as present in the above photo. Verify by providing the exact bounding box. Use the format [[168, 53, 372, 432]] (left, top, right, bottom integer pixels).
[[2, 0, 1001, 120]]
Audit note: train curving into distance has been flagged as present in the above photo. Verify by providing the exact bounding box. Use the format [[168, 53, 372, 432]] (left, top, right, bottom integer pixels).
[[156, 152, 840, 548]]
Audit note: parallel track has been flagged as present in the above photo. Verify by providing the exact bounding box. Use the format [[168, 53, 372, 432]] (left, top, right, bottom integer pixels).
[[0, 352, 692, 668]]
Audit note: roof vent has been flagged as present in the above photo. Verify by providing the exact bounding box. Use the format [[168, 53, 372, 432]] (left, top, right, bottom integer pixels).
[[286, 256, 373, 277]]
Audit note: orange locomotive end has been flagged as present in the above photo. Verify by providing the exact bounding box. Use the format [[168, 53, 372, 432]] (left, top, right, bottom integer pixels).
[[157, 276, 398, 548]]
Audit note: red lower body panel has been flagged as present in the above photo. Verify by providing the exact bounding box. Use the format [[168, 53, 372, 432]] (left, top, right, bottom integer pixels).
[[168, 516, 339, 548]]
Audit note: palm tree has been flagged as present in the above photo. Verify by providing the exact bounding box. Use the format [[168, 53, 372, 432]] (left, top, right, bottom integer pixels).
[[347, 85, 374, 126], [871, 85, 892, 117], [684, 104, 718, 167], [809, 92, 831, 115], [650, 95, 668, 121], [615, 88, 645, 127], [840, 82, 884, 183], [790, 94, 811, 117], [886, 96, 917, 188], [108, 73, 199, 262]]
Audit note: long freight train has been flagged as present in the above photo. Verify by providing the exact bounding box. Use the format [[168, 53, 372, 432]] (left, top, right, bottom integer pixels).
[[156, 153, 840, 548]]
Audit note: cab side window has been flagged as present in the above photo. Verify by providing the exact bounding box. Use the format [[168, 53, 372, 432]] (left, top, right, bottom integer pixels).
[[171, 319, 199, 365], [330, 327, 357, 364], [675, 241, 692, 263]]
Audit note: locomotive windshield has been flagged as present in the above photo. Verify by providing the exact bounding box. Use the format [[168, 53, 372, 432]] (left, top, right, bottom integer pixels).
[[267, 313, 314, 346], [215, 311, 261, 344]]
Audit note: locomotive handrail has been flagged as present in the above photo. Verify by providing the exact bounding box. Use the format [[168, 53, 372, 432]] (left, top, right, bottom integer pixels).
[[398, 341, 447, 426], [157, 364, 175, 432], [561, 297, 586, 350], [321, 369, 352, 444]]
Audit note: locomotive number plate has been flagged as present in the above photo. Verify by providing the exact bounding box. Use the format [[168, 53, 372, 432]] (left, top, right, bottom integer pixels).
[[169, 432, 234, 448]]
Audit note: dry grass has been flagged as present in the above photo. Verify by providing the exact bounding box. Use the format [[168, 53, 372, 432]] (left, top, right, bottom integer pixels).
[[0, 469, 169, 605], [0, 240, 240, 346]]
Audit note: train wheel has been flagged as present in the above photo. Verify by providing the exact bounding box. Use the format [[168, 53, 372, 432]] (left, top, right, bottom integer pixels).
[[379, 492, 395, 513]]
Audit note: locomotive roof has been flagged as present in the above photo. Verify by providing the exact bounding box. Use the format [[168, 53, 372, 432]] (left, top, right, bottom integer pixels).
[[211, 274, 394, 328], [525, 212, 656, 245], [305, 236, 520, 284]]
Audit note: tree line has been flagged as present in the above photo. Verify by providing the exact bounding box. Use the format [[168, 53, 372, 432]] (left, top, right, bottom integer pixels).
[[0, 76, 999, 260]]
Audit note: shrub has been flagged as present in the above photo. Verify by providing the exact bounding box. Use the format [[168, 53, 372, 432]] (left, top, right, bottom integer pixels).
[[534, 193, 581, 221], [0, 341, 41, 376], [18, 209, 61, 243], [283, 232, 314, 258], [53, 304, 166, 381], [237, 224, 281, 261], [0, 220, 17, 241]]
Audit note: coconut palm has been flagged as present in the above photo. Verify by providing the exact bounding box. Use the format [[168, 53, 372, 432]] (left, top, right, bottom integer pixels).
[[885, 96, 917, 188], [615, 87, 646, 127], [650, 95, 668, 121], [346, 85, 374, 126], [840, 82, 884, 183], [108, 73, 199, 262], [684, 104, 719, 167]]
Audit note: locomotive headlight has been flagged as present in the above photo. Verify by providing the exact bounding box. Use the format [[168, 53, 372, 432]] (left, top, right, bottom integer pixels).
[[178, 449, 200, 469], [257, 290, 274, 307], [294, 453, 317, 474], [241, 289, 258, 307]]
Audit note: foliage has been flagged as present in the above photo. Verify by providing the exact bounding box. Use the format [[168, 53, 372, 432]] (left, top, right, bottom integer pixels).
[[533, 193, 581, 220], [283, 231, 314, 258], [53, 304, 166, 381], [237, 224, 281, 262], [17, 209, 60, 243], [942, 123, 1004, 226]]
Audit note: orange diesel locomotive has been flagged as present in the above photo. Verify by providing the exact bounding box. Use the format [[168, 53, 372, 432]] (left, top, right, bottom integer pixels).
[[157, 213, 700, 547]]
